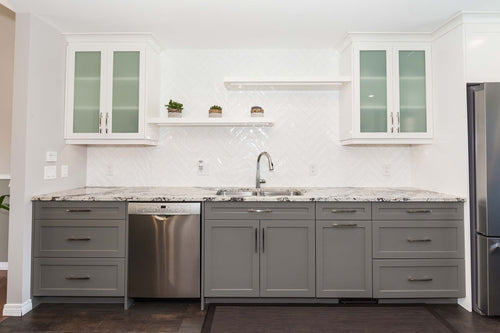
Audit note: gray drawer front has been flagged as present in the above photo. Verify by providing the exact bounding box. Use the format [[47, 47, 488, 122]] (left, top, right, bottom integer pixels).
[[205, 202, 315, 220], [33, 258, 125, 296], [316, 202, 371, 220], [34, 220, 125, 258], [373, 221, 464, 259], [373, 259, 465, 298], [34, 202, 126, 220], [372, 202, 463, 220]]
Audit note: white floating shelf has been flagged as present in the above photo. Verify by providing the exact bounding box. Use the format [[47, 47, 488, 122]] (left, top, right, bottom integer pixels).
[[224, 76, 351, 90], [148, 117, 274, 127]]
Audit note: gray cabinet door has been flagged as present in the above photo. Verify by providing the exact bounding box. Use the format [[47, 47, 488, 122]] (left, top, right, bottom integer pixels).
[[204, 220, 259, 297], [260, 220, 315, 297], [316, 221, 372, 298], [205, 202, 315, 220]]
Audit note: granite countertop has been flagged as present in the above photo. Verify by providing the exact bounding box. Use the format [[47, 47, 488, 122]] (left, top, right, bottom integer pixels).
[[31, 186, 465, 202]]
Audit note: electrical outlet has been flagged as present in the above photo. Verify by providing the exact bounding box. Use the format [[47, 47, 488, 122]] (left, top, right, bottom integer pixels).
[[309, 164, 318, 176], [44, 165, 57, 180], [197, 160, 209, 176], [383, 164, 391, 177], [105, 165, 114, 177], [61, 165, 69, 178]]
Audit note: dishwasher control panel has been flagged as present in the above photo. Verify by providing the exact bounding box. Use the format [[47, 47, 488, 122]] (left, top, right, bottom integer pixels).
[[128, 202, 200, 215]]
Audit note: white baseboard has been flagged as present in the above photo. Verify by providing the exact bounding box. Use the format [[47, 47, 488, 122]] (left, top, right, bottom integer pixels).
[[0, 262, 8, 270], [2, 299, 33, 317]]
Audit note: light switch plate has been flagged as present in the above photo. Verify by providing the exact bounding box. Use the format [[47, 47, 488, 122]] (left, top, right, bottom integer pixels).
[[61, 165, 69, 178], [44, 165, 57, 180], [45, 151, 58, 162]]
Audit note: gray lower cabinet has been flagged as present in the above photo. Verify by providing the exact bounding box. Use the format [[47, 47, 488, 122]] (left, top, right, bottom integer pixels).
[[204, 220, 259, 297], [316, 221, 372, 298], [260, 220, 315, 297]]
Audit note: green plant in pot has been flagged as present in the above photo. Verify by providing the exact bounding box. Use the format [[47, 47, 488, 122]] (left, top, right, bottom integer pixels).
[[166, 99, 184, 118], [0, 194, 9, 211], [209, 105, 222, 118]]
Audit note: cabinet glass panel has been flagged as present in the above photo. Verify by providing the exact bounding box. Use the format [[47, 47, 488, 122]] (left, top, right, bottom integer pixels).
[[399, 50, 426, 133], [112, 51, 140, 133], [359, 50, 387, 133], [73, 52, 101, 133]]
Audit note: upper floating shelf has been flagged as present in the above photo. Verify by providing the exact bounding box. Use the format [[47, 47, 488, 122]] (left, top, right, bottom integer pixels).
[[223, 76, 351, 90], [148, 117, 274, 127]]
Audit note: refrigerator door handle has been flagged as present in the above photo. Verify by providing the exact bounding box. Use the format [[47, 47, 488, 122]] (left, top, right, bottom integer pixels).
[[490, 242, 500, 254]]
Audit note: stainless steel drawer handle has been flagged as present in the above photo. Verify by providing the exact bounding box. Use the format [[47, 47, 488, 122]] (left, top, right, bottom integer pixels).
[[248, 209, 272, 213], [332, 223, 357, 227], [407, 238, 432, 242], [255, 228, 258, 253], [408, 277, 433, 282], [406, 209, 432, 214], [67, 237, 91, 241], [331, 209, 357, 213], [65, 275, 90, 280], [65, 209, 92, 213]]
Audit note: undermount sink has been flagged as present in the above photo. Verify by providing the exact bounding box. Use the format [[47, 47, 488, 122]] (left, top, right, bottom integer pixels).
[[216, 189, 303, 197]]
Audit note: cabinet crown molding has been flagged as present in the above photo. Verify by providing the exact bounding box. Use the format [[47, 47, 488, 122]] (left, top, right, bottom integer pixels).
[[63, 33, 161, 53]]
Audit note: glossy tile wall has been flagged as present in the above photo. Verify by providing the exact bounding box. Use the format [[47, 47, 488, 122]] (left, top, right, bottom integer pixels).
[[86, 49, 412, 187]]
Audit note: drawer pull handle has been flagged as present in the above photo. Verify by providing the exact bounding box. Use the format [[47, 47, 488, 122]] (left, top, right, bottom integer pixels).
[[65, 209, 92, 213], [331, 209, 357, 213], [406, 209, 432, 214], [407, 238, 432, 243], [248, 209, 272, 213], [408, 277, 433, 282], [67, 237, 91, 241], [65, 275, 90, 280], [332, 223, 357, 227]]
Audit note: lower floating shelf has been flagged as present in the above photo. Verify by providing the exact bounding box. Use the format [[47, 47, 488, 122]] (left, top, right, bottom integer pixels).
[[148, 117, 274, 127]]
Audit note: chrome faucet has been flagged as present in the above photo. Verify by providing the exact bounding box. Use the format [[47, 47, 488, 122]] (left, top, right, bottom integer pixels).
[[256, 152, 274, 188]]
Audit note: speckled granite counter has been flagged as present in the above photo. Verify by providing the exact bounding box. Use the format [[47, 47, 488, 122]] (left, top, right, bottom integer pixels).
[[32, 187, 464, 202]]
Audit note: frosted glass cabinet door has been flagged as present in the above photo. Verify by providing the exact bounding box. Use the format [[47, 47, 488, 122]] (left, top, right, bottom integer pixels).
[[359, 50, 387, 133], [398, 50, 427, 133], [73, 51, 101, 133], [111, 51, 140, 133]]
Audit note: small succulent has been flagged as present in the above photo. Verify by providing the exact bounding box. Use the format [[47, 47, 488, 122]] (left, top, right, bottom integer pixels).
[[209, 105, 222, 110], [166, 99, 184, 111], [0, 194, 9, 211]]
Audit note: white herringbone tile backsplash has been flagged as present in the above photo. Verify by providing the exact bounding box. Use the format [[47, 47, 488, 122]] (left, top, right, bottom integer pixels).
[[87, 49, 412, 187]]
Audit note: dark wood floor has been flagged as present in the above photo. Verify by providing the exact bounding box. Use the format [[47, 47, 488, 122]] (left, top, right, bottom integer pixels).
[[0, 301, 499, 333], [0, 271, 6, 323]]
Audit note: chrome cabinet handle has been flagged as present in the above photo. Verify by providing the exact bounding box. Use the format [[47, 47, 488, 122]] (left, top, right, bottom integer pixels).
[[408, 277, 433, 282], [407, 238, 432, 243], [396, 112, 400, 133], [99, 112, 103, 133], [65, 275, 90, 280], [490, 243, 500, 254], [105, 112, 109, 133], [331, 209, 357, 213], [262, 228, 265, 253], [65, 209, 92, 213], [255, 228, 258, 253], [67, 237, 91, 241], [248, 209, 272, 213], [391, 112, 394, 133], [406, 209, 432, 214], [332, 223, 357, 228]]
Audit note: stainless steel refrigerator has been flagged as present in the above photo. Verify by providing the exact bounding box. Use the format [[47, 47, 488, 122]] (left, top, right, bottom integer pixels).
[[468, 83, 500, 316]]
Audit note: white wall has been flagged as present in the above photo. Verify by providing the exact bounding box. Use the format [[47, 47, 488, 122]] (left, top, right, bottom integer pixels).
[[4, 14, 87, 317], [87, 50, 413, 187], [411, 20, 470, 310]]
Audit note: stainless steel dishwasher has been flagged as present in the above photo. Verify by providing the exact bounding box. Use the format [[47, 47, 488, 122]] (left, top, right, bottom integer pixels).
[[128, 202, 200, 298]]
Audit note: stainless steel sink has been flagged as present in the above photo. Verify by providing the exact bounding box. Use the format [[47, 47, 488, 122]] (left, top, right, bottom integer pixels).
[[216, 189, 303, 197]]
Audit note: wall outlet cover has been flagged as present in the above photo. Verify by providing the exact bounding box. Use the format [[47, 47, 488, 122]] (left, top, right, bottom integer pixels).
[[44, 165, 57, 180], [309, 164, 318, 176], [61, 165, 69, 178], [197, 160, 209, 176], [45, 151, 57, 162]]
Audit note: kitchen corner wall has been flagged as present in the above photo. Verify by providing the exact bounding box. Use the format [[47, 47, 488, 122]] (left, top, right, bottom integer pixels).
[[87, 50, 413, 187]]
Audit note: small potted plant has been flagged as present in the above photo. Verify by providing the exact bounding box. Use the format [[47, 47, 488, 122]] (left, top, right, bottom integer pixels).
[[0, 194, 9, 212], [166, 99, 184, 118], [209, 105, 222, 118]]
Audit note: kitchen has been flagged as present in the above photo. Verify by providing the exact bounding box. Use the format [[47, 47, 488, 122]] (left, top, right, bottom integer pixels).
[[1, 0, 500, 332]]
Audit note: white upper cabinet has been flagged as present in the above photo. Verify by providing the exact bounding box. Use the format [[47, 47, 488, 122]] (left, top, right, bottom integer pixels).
[[339, 36, 432, 145], [64, 34, 160, 145]]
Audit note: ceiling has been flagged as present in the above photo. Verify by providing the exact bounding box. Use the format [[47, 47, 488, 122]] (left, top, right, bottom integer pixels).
[[3, 0, 500, 49]]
